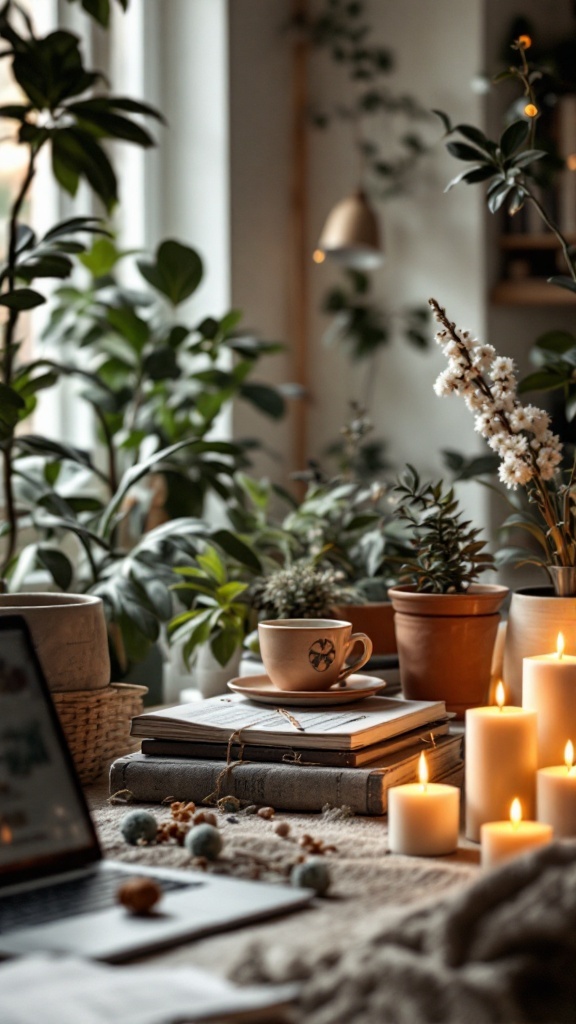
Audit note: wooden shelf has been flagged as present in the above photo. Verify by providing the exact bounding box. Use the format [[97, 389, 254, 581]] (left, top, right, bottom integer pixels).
[[491, 278, 576, 305], [500, 232, 576, 251]]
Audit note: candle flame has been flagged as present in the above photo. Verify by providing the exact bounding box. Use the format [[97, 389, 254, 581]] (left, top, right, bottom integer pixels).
[[418, 751, 429, 792], [0, 823, 12, 844], [510, 798, 522, 829], [565, 740, 574, 771], [495, 680, 506, 710], [557, 633, 565, 660]]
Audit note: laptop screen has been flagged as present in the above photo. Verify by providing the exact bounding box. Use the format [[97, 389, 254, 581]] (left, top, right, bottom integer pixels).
[[0, 617, 100, 884]]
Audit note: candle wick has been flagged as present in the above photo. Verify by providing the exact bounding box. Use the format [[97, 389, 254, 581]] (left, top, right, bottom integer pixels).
[[420, 782, 427, 794]]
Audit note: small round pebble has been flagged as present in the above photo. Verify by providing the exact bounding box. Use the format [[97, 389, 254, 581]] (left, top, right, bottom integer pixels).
[[193, 810, 217, 827], [120, 809, 158, 845], [184, 823, 223, 860], [218, 796, 241, 814], [274, 821, 290, 838], [290, 858, 331, 896], [226, 815, 239, 824], [244, 804, 258, 815], [117, 877, 162, 915], [257, 806, 274, 820]]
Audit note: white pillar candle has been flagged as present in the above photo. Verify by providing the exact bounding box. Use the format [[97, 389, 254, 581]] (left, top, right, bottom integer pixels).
[[481, 798, 553, 869], [523, 634, 576, 767], [388, 752, 460, 856], [465, 682, 537, 842], [537, 740, 576, 837]]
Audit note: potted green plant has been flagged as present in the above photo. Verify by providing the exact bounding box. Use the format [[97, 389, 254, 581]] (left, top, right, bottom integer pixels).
[[227, 407, 413, 655], [387, 466, 508, 717], [0, 3, 284, 688], [167, 544, 254, 699]]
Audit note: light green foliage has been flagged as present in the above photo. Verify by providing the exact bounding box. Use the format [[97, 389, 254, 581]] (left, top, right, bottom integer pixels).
[[169, 545, 253, 668]]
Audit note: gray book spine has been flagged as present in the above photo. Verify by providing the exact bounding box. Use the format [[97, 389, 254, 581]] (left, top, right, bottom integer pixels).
[[110, 745, 463, 816]]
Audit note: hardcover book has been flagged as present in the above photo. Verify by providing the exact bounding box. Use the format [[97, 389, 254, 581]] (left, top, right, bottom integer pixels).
[[130, 694, 448, 752], [110, 734, 463, 816], [139, 718, 451, 768]]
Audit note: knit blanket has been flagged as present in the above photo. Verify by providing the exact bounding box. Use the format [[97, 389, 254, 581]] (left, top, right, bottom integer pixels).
[[233, 841, 576, 1024]]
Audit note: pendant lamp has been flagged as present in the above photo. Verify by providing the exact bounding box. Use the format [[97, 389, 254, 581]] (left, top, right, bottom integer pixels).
[[316, 188, 384, 269]]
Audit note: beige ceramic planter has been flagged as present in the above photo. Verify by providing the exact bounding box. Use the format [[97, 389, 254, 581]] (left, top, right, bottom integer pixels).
[[0, 592, 110, 692], [503, 586, 576, 706], [388, 584, 509, 718]]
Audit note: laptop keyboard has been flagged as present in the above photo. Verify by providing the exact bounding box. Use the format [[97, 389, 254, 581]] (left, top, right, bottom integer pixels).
[[0, 868, 195, 932]]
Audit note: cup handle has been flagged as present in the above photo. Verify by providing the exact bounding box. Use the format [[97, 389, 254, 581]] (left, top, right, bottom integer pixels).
[[337, 632, 373, 684]]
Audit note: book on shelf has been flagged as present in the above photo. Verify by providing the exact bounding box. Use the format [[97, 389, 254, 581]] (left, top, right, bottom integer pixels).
[[130, 693, 447, 752], [110, 733, 464, 816], [139, 717, 452, 768]]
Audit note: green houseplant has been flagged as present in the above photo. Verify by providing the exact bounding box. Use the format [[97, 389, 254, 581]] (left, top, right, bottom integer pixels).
[[388, 466, 507, 716], [167, 544, 252, 699], [0, 2, 284, 683]]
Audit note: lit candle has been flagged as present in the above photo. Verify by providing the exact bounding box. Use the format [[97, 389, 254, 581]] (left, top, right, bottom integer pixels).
[[388, 752, 460, 856], [537, 740, 576, 837], [523, 633, 576, 767], [465, 681, 537, 842], [481, 798, 553, 869]]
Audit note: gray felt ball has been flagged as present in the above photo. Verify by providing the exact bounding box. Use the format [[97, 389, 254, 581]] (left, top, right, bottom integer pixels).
[[120, 809, 158, 845], [290, 858, 331, 895], [184, 823, 223, 860]]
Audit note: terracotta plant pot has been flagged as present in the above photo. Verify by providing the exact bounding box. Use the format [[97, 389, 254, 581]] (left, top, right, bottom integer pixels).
[[0, 592, 110, 692], [332, 602, 397, 656], [503, 586, 576, 706], [388, 584, 509, 718]]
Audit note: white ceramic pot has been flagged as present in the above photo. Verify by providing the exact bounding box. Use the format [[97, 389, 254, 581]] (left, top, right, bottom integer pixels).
[[0, 592, 110, 692], [503, 587, 576, 705], [193, 644, 242, 700]]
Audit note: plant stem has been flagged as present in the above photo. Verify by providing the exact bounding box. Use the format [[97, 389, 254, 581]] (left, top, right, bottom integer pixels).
[[521, 183, 576, 283], [1, 149, 37, 579]]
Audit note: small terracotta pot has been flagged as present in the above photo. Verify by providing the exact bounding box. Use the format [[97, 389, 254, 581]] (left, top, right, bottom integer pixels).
[[388, 584, 509, 718], [0, 592, 110, 692], [332, 602, 397, 656]]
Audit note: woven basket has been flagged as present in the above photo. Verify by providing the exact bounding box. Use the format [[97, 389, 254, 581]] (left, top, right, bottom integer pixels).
[[52, 683, 148, 785]]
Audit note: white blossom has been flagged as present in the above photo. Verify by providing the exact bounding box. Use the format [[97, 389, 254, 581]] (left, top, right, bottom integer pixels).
[[537, 446, 563, 477], [433, 368, 460, 396], [509, 407, 533, 433], [491, 356, 516, 381], [472, 344, 496, 370], [523, 405, 550, 435], [498, 459, 534, 489]]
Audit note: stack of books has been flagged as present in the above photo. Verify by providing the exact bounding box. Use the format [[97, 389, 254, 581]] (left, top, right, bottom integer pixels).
[[110, 693, 463, 815]]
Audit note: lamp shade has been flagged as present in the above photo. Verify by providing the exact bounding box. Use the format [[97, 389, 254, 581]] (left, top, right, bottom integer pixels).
[[317, 189, 383, 269]]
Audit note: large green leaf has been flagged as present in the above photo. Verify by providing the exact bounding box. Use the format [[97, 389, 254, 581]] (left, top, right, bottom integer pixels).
[[37, 547, 74, 589], [0, 382, 25, 435], [499, 119, 530, 159], [210, 529, 262, 572], [0, 288, 45, 310], [99, 439, 207, 537], [67, 101, 156, 147], [239, 382, 285, 419], [137, 240, 203, 305], [518, 369, 568, 393]]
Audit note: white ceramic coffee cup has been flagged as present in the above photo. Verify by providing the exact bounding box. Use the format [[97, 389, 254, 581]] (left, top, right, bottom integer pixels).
[[258, 618, 373, 692]]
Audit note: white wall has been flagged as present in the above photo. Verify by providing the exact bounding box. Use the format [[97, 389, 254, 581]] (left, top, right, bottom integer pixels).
[[145, 0, 576, 549]]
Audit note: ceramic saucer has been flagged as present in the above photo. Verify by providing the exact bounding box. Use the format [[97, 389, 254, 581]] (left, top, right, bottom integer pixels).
[[227, 673, 387, 707]]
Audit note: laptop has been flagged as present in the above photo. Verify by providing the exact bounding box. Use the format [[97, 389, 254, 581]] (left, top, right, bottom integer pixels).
[[0, 615, 313, 961]]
